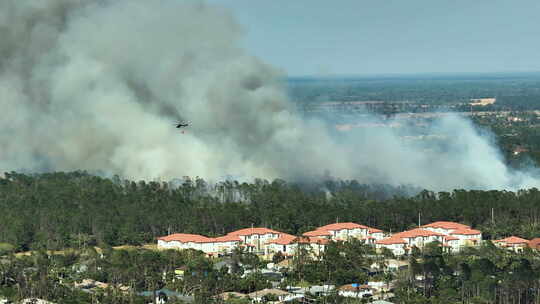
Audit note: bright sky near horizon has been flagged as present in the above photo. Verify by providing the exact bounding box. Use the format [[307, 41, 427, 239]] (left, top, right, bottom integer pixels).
[[208, 0, 540, 77]]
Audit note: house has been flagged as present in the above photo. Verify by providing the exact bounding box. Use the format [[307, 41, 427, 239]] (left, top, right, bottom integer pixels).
[[421, 221, 471, 235], [338, 284, 373, 298], [375, 236, 407, 256], [294, 236, 329, 257], [493, 236, 530, 252], [309, 222, 385, 243], [157, 227, 283, 254], [448, 228, 482, 247], [375, 228, 447, 256], [265, 235, 329, 257], [212, 235, 242, 254], [265, 233, 297, 256], [156, 233, 216, 253], [420, 221, 482, 251], [317, 222, 371, 241], [392, 228, 446, 248], [248, 288, 292, 302], [226, 228, 282, 252], [443, 236, 461, 252]]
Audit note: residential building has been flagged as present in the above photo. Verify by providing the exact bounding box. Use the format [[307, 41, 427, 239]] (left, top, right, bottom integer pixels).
[[226, 227, 282, 252], [376, 228, 449, 255], [375, 236, 407, 256], [265, 235, 328, 257], [307, 222, 385, 243], [493, 236, 530, 252], [156, 233, 216, 253], [420, 221, 470, 235], [338, 284, 373, 298], [157, 227, 283, 254]]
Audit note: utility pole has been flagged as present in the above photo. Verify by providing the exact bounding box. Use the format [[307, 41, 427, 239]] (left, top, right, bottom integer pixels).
[[491, 208, 495, 225], [418, 212, 421, 227]]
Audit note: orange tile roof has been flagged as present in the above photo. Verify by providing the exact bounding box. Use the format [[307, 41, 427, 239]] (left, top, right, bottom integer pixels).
[[157, 233, 214, 243], [294, 236, 330, 245], [318, 222, 369, 231], [421, 221, 470, 230], [368, 227, 383, 233], [376, 236, 407, 245], [449, 228, 481, 235], [227, 227, 282, 236], [267, 233, 296, 245], [309, 237, 330, 245], [303, 229, 332, 237], [494, 236, 529, 245], [393, 228, 446, 239], [214, 235, 242, 242]]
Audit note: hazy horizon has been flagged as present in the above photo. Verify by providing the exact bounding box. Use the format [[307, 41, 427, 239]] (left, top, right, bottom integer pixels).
[[209, 0, 540, 77]]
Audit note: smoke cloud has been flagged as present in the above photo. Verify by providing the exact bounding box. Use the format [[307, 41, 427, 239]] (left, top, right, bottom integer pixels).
[[0, 0, 538, 191]]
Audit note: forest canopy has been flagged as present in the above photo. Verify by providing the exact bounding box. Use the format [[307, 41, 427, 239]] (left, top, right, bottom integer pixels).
[[1, 171, 539, 252]]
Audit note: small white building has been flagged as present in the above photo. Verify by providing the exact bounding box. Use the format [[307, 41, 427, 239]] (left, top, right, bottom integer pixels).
[[338, 284, 373, 298]]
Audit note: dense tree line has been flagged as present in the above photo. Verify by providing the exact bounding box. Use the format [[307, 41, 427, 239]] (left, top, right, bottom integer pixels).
[[288, 75, 540, 107], [1, 172, 540, 252]]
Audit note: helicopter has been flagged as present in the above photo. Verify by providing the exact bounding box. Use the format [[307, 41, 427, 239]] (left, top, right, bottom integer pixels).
[[175, 122, 190, 134]]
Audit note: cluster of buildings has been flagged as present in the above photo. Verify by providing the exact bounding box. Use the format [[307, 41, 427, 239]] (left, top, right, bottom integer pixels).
[[157, 222, 384, 257], [157, 220, 540, 257], [374, 221, 482, 256]]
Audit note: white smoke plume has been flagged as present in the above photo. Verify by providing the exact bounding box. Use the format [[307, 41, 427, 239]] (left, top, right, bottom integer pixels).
[[0, 0, 538, 191]]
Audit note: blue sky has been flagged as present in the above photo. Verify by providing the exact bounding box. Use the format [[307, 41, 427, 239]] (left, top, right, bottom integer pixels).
[[208, 0, 540, 76]]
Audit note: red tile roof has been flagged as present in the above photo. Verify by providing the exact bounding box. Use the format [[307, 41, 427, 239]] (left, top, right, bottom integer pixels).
[[157, 233, 214, 243], [494, 236, 529, 245], [303, 229, 332, 237], [421, 221, 470, 230], [294, 236, 330, 245], [267, 233, 296, 245], [368, 227, 383, 233], [214, 235, 242, 242], [308, 237, 330, 245], [318, 222, 369, 231], [227, 227, 281, 236], [376, 236, 407, 245], [393, 228, 446, 239], [449, 228, 481, 236]]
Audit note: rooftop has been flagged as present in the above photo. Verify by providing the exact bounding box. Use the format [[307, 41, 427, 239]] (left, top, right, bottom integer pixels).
[[318, 222, 369, 231], [393, 228, 446, 239], [303, 229, 332, 237], [376, 236, 407, 245], [449, 228, 481, 235], [494, 236, 529, 245], [157, 233, 215, 243], [421, 221, 470, 230], [227, 227, 282, 236]]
